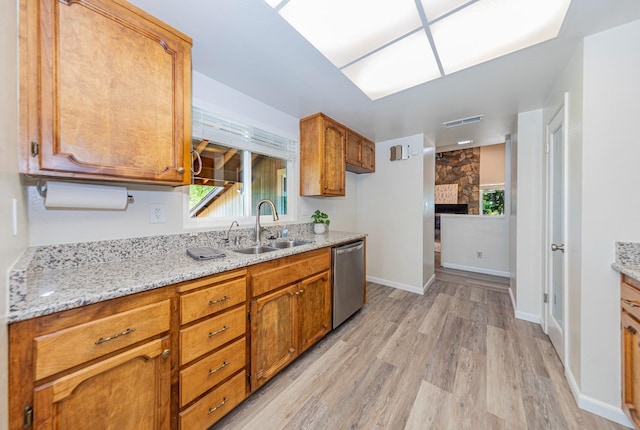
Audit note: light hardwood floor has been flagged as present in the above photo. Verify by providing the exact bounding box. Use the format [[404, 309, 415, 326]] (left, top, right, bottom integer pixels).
[[213, 261, 628, 429]]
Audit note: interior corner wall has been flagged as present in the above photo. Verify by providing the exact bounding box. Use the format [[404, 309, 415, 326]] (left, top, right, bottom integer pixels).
[[358, 134, 424, 293], [580, 18, 640, 407], [515, 109, 544, 322], [1, 0, 29, 428]]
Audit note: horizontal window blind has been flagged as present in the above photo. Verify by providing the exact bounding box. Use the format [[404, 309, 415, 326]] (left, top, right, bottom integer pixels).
[[192, 107, 297, 161]]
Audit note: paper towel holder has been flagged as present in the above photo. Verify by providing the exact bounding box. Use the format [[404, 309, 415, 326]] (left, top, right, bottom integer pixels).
[[36, 179, 135, 204]]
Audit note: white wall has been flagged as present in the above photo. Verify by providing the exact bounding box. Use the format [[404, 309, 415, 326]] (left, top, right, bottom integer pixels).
[[26, 72, 307, 246], [580, 19, 640, 410], [358, 135, 425, 293], [440, 215, 510, 276], [1, 0, 29, 428], [300, 172, 359, 233], [515, 109, 545, 322]]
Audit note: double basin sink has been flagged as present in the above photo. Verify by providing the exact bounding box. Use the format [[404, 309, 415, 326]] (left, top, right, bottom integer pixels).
[[232, 239, 312, 255]]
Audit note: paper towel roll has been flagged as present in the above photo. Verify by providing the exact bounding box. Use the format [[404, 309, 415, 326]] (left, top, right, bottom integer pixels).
[[44, 181, 129, 210]]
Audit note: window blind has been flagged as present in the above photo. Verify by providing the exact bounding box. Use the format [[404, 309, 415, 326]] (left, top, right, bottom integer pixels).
[[192, 107, 297, 161]]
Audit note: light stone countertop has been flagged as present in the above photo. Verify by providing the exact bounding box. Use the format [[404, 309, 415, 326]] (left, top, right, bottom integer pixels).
[[611, 241, 640, 282], [8, 226, 365, 323]]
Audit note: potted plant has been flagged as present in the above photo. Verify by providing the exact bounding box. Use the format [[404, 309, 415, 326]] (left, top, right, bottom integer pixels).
[[311, 210, 330, 234]]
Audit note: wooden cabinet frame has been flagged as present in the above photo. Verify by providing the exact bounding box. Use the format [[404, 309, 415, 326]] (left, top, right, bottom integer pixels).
[[19, 0, 192, 184]]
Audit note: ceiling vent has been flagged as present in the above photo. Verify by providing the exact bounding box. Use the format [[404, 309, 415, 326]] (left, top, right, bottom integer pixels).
[[443, 115, 484, 128]]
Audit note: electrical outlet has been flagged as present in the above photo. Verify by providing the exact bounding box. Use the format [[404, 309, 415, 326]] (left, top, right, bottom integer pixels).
[[476, 251, 483, 259], [149, 204, 166, 224]]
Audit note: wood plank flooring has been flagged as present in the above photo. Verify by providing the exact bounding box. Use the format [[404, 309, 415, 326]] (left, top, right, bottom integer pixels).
[[212, 263, 627, 430]]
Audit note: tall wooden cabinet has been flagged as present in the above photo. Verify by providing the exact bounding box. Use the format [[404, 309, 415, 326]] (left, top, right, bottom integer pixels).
[[249, 249, 332, 389], [19, 0, 192, 184], [621, 274, 640, 428], [299, 113, 346, 196]]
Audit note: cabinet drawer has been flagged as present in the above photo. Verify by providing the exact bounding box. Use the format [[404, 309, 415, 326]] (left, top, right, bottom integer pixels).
[[179, 370, 246, 430], [180, 337, 246, 407], [180, 306, 246, 365], [181, 278, 246, 325], [34, 300, 170, 380], [251, 250, 331, 296], [622, 282, 640, 321]]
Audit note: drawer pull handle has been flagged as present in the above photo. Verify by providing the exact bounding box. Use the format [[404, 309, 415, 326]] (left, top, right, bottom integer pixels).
[[208, 397, 228, 415], [209, 326, 229, 338], [622, 298, 640, 308], [208, 361, 229, 375], [209, 295, 230, 305], [95, 328, 136, 345]]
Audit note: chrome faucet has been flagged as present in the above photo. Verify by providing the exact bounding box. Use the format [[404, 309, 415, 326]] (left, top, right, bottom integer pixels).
[[254, 199, 279, 243], [226, 220, 239, 246]]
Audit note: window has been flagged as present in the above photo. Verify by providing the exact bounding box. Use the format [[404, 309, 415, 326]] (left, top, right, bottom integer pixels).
[[186, 107, 297, 225], [481, 188, 505, 215]]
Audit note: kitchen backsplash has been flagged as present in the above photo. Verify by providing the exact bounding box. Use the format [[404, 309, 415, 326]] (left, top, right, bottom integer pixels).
[[21, 223, 314, 272]]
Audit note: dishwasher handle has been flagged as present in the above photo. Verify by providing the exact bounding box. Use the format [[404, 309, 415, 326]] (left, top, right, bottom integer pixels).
[[335, 241, 364, 255]]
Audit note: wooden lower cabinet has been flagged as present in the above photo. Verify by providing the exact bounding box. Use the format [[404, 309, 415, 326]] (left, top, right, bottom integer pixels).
[[34, 337, 171, 430], [251, 284, 299, 388], [8, 287, 174, 430], [622, 274, 640, 428], [9, 248, 344, 429], [249, 249, 332, 390]]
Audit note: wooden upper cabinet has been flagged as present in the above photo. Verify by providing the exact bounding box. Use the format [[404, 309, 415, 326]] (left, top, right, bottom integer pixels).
[[19, 0, 192, 184], [300, 113, 346, 196], [345, 131, 375, 173]]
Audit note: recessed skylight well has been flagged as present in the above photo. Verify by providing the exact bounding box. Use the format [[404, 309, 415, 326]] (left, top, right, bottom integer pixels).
[[269, 0, 572, 100]]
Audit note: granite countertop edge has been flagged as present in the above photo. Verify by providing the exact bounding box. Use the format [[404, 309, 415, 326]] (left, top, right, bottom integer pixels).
[[612, 241, 640, 283], [9, 231, 366, 323], [611, 262, 640, 282]]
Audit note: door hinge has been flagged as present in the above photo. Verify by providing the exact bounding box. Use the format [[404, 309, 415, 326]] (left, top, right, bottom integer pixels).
[[543, 293, 549, 303], [30, 141, 39, 157], [247, 373, 251, 387], [247, 311, 251, 322], [24, 405, 33, 427]]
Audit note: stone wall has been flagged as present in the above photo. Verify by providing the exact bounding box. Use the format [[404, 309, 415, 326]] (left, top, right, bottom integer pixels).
[[435, 147, 480, 214]]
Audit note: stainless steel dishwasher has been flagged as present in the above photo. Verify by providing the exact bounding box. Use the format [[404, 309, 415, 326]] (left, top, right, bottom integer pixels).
[[332, 240, 365, 329]]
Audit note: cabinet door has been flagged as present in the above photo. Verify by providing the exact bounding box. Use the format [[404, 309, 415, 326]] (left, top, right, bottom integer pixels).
[[33, 337, 171, 430], [345, 132, 362, 167], [622, 312, 640, 427], [251, 285, 299, 390], [22, 0, 191, 184], [298, 271, 331, 354], [361, 139, 376, 172], [323, 123, 346, 196]]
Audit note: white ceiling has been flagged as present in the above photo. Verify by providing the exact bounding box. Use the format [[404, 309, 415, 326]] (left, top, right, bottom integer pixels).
[[129, 0, 640, 148]]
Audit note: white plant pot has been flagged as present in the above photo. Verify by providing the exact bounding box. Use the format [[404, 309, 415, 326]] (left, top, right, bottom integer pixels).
[[313, 223, 326, 234]]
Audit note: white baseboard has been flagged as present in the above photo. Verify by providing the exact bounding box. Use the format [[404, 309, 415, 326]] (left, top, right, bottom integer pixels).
[[440, 263, 510, 278], [565, 368, 634, 428], [508, 286, 517, 310], [424, 273, 436, 292], [515, 310, 541, 324], [366, 275, 425, 295]]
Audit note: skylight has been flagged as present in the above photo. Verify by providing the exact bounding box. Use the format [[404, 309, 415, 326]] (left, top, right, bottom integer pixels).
[[267, 0, 572, 100]]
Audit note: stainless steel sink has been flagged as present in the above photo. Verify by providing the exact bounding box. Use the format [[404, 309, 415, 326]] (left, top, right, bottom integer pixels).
[[269, 240, 312, 249], [232, 245, 277, 254]]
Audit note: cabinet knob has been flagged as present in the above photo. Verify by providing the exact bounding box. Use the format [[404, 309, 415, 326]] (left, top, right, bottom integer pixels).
[[177, 167, 185, 174], [161, 349, 171, 359]]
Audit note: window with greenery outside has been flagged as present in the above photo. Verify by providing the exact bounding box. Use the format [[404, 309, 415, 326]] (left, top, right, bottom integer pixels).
[[481, 189, 505, 215]]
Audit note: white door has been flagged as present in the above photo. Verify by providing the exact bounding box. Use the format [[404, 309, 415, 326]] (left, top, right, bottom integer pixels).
[[545, 101, 567, 364]]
